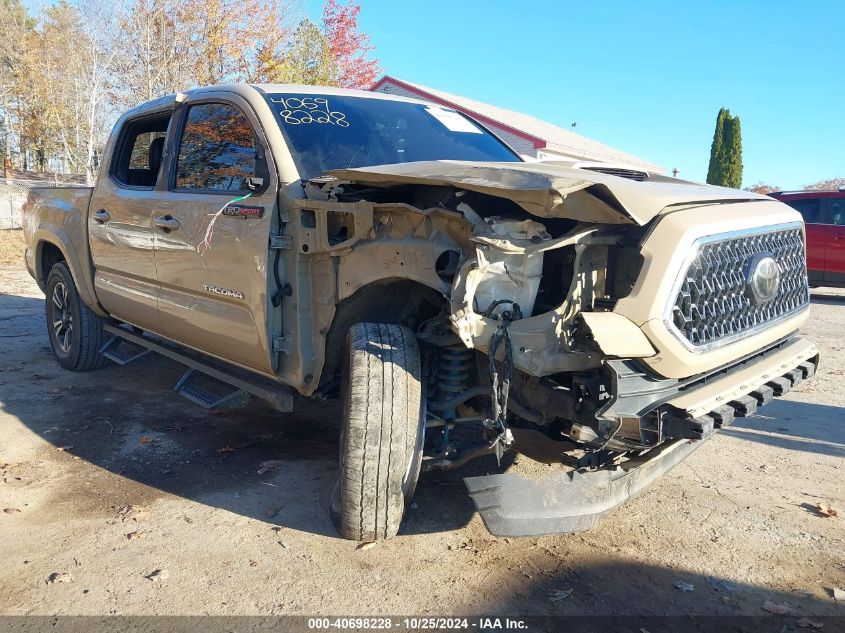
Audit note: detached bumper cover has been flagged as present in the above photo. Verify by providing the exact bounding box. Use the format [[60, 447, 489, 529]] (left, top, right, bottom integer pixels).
[[465, 336, 819, 537], [466, 438, 702, 537]]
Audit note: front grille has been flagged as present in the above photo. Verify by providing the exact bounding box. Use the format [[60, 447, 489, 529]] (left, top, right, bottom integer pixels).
[[583, 167, 648, 181], [669, 225, 809, 348]]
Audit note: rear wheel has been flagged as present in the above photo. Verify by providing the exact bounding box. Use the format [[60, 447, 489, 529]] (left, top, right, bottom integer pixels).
[[331, 322, 424, 541], [45, 262, 107, 371]]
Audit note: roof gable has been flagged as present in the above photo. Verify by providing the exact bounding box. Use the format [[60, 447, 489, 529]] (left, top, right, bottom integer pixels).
[[371, 76, 663, 173]]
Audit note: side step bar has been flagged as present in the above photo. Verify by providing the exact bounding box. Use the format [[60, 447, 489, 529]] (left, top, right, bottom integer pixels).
[[99, 336, 151, 365], [102, 324, 293, 412], [174, 369, 249, 410]]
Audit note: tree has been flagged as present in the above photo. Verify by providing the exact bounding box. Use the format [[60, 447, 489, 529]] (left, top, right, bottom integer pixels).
[[804, 177, 845, 191], [722, 115, 743, 188], [706, 108, 743, 188], [109, 0, 194, 110], [744, 182, 780, 195], [706, 108, 728, 185], [322, 0, 381, 88], [0, 0, 382, 177], [273, 19, 337, 85], [0, 0, 35, 168]]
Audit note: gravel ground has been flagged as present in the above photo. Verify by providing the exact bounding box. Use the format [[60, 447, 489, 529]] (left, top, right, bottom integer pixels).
[[0, 263, 843, 622]]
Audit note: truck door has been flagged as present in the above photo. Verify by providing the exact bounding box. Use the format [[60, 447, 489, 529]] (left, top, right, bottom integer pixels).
[[151, 95, 279, 375], [88, 110, 172, 330], [824, 197, 845, 285]]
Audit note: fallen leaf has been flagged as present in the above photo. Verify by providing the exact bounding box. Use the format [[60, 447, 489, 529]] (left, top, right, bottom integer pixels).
[[265, 506, 281, 519], [117, 505, 151, 522], [216, 446, 237, 454], [833, 587, 845, 601], [145, 569, 169, 582], [257, 460, 284, 475], [47, 572, 72, 584], [675, 581, 695, 593], [3, 508, 21, 514], [796, 618, 824, 629], [815, 502, 839, 518], [45, 388, 61, 395], [549, 588, 573, 601], [126, 531, 144, 540], [54, 446, 73, 452], [721, 595, 736, 606], [762, 600, 795, 615], [356, 541, 376, 551], [139, 436, 152, 445], [705, 575, 736, 592]]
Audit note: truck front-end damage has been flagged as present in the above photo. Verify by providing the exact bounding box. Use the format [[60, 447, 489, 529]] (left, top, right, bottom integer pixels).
[[301, 161, 818, 536]]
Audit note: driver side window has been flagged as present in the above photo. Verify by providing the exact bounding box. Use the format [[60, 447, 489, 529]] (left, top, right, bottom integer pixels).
[[174, 102, 257, 192]]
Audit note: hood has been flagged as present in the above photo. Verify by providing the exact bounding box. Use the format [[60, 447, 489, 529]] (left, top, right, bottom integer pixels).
[[326, 160, 768, 226]]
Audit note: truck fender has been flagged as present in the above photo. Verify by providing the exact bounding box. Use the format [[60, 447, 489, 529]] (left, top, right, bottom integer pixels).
[[34, 224, 107, 317]]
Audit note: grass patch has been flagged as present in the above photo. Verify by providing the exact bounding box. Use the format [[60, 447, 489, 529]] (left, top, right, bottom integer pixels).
[[0, 229, 26, 267]]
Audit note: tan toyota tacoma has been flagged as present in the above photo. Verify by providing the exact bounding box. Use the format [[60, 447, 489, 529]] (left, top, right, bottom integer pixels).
[[22, 84, 818, 540]]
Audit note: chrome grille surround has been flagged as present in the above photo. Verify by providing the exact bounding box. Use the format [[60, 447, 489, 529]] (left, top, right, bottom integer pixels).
[[664, 222, 809, 352]]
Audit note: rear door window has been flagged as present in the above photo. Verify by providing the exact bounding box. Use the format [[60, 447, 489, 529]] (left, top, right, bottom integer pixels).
[[174, 103, 256, 192], [110, 115, 170, 188], [785, 198, 822, 224]]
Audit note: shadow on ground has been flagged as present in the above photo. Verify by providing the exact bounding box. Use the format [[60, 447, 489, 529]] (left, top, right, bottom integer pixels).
[[463, 558, 845, 627], [0, 293, 485, 539], [719, 399, 845, 459], [810, 290, 845, 306]]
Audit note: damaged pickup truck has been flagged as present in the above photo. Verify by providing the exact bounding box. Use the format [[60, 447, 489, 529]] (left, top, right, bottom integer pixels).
[[23, 84, 818, 540]]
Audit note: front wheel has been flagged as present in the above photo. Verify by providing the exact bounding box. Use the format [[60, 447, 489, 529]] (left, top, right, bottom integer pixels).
[[45, 262, 107, 371], [331, 323, 424, 541]]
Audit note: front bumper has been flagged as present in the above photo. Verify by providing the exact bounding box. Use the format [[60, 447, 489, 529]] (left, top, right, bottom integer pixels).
[[465, 336, 819, 537]]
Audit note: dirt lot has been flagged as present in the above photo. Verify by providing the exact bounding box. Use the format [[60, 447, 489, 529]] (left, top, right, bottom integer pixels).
[[0, 234, 843, 622]]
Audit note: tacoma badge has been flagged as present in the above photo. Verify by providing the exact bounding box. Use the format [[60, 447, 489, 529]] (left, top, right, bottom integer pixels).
[[203, 284, 244, 300]]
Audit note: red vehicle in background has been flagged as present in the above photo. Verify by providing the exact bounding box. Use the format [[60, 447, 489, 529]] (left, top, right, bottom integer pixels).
[[771, 189, 845, 288]]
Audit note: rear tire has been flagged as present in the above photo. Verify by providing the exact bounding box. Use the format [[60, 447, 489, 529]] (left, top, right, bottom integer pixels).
[[331, 322, 424, 541], [45, 262, 107, 371]]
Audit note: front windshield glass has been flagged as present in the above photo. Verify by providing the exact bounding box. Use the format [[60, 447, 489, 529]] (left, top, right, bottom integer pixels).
[[265, 93, 521, 179]]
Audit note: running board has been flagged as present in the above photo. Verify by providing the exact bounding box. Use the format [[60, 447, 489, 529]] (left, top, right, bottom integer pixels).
[[102, 324, 293, 412], [99, 336, 151, 365], [174, 369, 249, 410], [464, 437, 704, 537]]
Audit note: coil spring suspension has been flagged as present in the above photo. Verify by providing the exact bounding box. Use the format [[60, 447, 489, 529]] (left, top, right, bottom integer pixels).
[[437, 344, 472, 420]]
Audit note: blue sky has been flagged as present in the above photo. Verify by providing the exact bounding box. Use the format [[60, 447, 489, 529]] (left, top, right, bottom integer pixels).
[[330, 0, 844, 188]]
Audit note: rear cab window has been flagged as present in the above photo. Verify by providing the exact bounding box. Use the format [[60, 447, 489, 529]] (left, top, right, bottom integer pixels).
[[174, 103, 257, 192], [264, 93, 520, 179]]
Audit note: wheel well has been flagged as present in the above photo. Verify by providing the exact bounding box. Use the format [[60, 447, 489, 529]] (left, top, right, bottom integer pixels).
[[319, 279, 446, 388], [39, 241, 65, 284]]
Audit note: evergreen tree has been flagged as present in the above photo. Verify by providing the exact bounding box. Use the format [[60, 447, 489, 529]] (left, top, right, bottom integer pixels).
[[706, 108, 729, 185], [706, 108, 744, 188], [723, 115, 743, 188]]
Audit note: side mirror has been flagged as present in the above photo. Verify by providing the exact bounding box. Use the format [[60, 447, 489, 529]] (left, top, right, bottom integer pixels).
[[245, 176, 265, 193]]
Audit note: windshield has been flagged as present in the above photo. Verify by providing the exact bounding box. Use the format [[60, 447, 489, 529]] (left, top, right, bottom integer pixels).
[[265, 93, 521, 179]]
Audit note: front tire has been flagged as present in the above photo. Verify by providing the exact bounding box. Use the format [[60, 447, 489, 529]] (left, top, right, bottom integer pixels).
[[331, 323, 424, 541], [45, 262, 107, 371]]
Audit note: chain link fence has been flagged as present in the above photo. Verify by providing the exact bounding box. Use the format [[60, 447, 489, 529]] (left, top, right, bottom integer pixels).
[[1, 178, 89, 229]]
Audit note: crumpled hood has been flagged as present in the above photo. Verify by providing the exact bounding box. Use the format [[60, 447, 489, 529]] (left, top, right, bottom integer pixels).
[[326, 160, 769, 226]]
